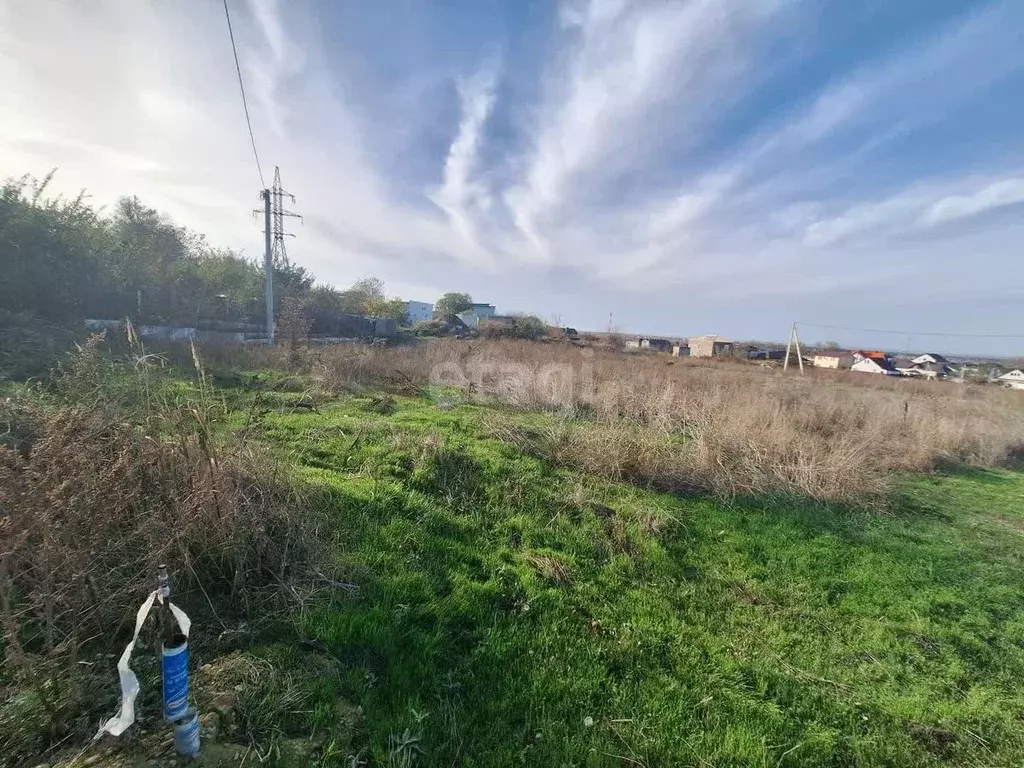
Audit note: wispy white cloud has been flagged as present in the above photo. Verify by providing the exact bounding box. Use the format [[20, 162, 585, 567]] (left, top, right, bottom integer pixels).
[[429, 64, 500, 261], [1, 0, 1023, 349], [921, 178, 1024, 227], [505, 0, 787, 258], [799, 173, 1024, 248]]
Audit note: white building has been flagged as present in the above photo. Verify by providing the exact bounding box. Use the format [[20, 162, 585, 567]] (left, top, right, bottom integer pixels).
[[997, 369, 1024, 390], [851, 356, 899, 375], [454, 303, 497, 329], [405, 300, 433, 324]]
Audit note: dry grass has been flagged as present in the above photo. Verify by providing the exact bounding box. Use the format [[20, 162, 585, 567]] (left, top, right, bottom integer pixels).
[[246, 339, 1024, 505], [0, 342, 332, 758], [526, 553, 571, 585], [0, 400, 322, 657]]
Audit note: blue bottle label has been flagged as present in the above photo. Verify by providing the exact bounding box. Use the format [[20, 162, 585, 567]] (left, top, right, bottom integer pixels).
[[173, 708, 201, 757], [162, 642, 189, 720]]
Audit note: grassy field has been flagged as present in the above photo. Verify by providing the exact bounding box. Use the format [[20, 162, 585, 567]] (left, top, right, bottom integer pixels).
[[3, 342, 1024, 766], [231, 389, 1024, 767]]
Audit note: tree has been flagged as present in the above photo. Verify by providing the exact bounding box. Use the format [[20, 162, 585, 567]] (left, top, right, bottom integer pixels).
[[434, 292, 473, 318], [367, 297, 409, 324], [305, 285, 346, 335], [337, 277, 385, 315], [0, 170, 411, 335], [277, 294, 313, 345]]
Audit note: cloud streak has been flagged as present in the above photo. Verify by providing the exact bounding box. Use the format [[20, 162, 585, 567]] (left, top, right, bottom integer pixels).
[[1, 0, 1023, 351], [430, 64, 500, 262]]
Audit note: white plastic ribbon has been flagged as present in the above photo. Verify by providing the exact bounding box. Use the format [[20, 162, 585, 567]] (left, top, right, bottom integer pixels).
[[95, 590, 192, 739]]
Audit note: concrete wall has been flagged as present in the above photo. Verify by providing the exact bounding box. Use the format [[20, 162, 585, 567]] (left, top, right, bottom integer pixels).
[[140, 325, 195, 341], [370, 317, 397, 338]]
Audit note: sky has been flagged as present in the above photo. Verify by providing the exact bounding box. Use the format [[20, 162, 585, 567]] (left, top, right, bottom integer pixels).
[[1, 0, 1023, 355]]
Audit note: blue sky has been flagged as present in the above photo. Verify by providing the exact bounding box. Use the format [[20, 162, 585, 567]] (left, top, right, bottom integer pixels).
[[1, 0, 1023, 354]]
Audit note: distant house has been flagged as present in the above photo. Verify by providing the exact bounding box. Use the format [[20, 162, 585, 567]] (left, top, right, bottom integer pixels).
[[689, 335, 733, 358], [851, 354, 899, 375], [851, 350, 889, 361], [456, 303, 498, 329], [405, 300, 433, 324], [911, 353, 948, 366], [640, 337, 673, 352], [813, 351, 854, 369], [625, 337, 672, 352], [997, 369, 1024, 390], [746, 348, 786, 361], [470, 303, 496, 318], [893, 352, 952, 379], [672, 343, 690, 357]]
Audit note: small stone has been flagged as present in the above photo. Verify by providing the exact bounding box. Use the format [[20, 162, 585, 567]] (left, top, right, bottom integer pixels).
[[199, 712, 219, 743], [209, 691, 236, 714]]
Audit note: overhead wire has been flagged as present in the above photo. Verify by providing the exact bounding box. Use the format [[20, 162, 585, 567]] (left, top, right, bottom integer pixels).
[[798, 322, 1024, 340], [222, 0, 266, 189]]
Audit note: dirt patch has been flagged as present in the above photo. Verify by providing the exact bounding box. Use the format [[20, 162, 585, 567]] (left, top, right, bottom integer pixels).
[[905, 722, 958, 758], [989, 515, 1024, 532]]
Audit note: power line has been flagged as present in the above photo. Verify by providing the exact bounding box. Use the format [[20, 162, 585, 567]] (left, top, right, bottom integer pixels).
[[222, 0, 265, 188], [798, 322, 1024, 340]]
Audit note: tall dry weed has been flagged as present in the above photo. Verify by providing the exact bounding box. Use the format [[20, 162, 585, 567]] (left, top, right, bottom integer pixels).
[[294, 339, 1024, 504], [0, 340, 330, 710]]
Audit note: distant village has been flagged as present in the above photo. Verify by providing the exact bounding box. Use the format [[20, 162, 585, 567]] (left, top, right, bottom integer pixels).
[[87, 297, 1024, 392], [624, 334, 1024, 390]]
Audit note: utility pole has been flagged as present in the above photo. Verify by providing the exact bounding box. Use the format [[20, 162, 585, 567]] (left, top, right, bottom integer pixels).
[[255, 167, 301, 344], [261, 188, 273, 342], [783, 322, 804, 374]]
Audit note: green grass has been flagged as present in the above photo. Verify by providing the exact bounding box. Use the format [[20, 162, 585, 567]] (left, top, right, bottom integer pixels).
[[11, 355, 1023, 767], [224, 387, 1024, 767]]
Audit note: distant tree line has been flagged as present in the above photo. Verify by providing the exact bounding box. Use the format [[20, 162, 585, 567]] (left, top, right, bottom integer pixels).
[[0, 171, 407, 333], [1, 171, 556, 341]]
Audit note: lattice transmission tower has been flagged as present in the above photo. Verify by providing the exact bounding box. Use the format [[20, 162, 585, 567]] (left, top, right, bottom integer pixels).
[[270, 166, 301, 266]]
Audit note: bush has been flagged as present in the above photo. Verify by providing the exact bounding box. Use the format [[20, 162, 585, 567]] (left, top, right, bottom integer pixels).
[[478, 315, 547, 341]]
